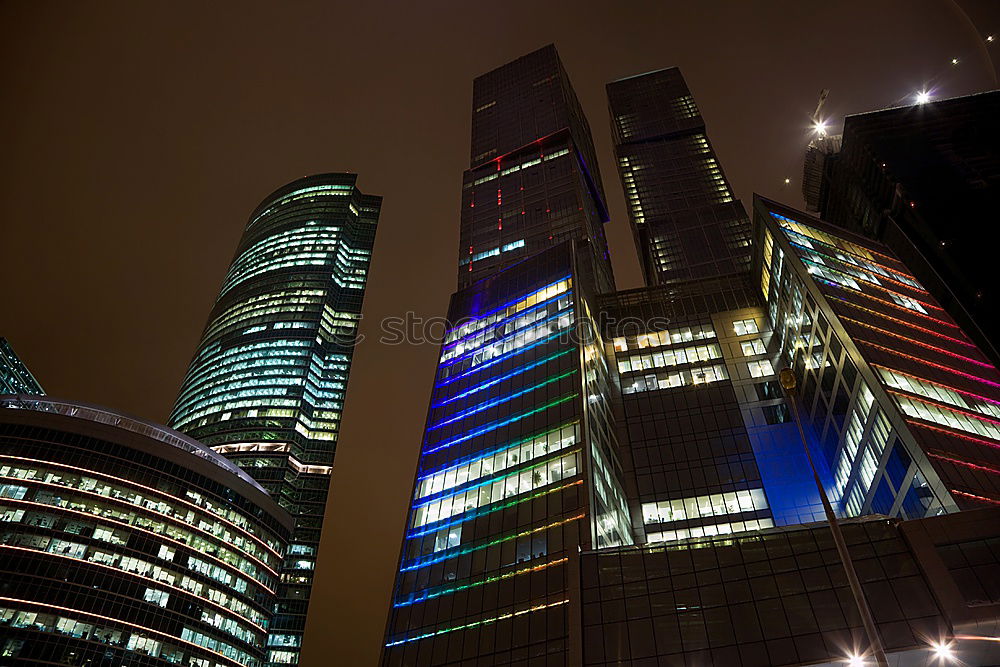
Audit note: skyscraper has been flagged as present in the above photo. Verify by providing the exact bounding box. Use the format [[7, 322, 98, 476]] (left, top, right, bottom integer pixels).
[[0, 395, 292, 667], [1, 338, 43, 395], [381, 49, 1000, 667], [754, 195, 1000, 516], [382, 45, 632, 666], [168, 173, 380, 666], [607, 68, 751, 285], [459, 45, 615, 293], [801, 91, 1000, 365]]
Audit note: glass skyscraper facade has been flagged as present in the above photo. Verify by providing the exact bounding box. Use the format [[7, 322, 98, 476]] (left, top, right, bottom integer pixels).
[[0, 396, 292, 667], [754, 195, 1000, 518], [460, 45, 615, 294], [1, 338, 43, 395], [382, 46, 632, 666], [168, 173, 380, 666], [607, 68, 751, 285], [381, 47, 1000, 667], [801, 91, 1000, 365]]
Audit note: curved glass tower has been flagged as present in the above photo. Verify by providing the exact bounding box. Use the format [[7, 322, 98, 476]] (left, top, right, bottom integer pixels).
[[168, 173, 380, 666], [0, 396, 292, 667]]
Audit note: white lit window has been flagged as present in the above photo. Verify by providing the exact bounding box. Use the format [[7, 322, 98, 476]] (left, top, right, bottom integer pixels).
[[740, 339, 766, 356], [748, 360, 774, 378], [733, 319, 759, 335]]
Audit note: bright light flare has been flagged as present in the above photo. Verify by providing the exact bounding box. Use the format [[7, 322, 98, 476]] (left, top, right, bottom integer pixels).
[[813, 120, 827, 136], [915, 90, 932, 105], [847, 654, 866, 667], [931, 641, 955, 662], [987, 35, 994, 43], [951, 58, 959, 65], [784, 178, 791, 185]]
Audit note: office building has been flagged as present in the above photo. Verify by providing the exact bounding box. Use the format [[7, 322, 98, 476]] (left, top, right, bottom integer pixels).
[[755, 195, 1000, 517], [607, 68, 751, 285], [579, 508, 1000, 666], [168, 173, 380, 666], [382, 46, 632, 666], [459, 45, 615, 293], [802, 91, 1000, 364], [0, 396, 292, 667], [1, 338, 43, 395]]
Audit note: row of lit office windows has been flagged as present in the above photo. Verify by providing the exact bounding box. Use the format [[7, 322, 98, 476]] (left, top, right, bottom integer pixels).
[[441, 294, 570, 362], [621, 364, 729, 394], [0, 527, 265, 629], [876, 365, 1000, 420], [411, 451, 580, 530], [611, 324, 716, 353], [0, 478, 273, 588], [415, 423, 579, 500], [647, 518, 775, 544], [0, 461, 278, 567], [616, 343, 722, 376], [0, 606, 243, 667], [641, 488, 769, 525], [444, 278, 572, 344]]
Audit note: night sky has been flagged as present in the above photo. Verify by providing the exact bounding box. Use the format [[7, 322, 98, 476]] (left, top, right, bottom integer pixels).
[[2, 2, 998, 664]]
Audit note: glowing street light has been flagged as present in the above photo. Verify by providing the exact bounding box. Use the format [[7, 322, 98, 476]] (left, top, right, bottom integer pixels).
[[915, 90, 932, 105], [951, 58, 959, 65], [813, 120, 828, 136], [931, 641, 955, 662], [784, 178, 791, 185]]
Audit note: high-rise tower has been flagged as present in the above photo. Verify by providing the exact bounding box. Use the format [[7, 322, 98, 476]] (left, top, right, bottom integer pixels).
[[382, 46, 632, 666], [459, 45, 615, 293], [607, 68, 751, 285], [169, 173, 380, 666]]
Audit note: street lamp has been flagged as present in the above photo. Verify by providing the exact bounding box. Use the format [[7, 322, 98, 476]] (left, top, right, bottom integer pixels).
[[779, 368, 890, 667]]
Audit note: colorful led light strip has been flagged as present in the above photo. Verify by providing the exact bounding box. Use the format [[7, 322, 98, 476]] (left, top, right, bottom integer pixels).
[[393, 557, 568, 608], [872, 364, 1000, 407], [424, 394, 578, 455], [440, 309, 572, 369], [385, 598, 570, 647], [400, 514, 584, 572], [949, 489, 1000, 506], [0, 496, 276, 594], [0, 545, 267, 632], [436, 329, 572, 389], [444, 275, 571, 341], [416, 420, 578, 483], [772, 212, 899, 263], [433, 349, 574, 408], [905, 419, 1000, 451], [428, 370, 578, 430], [0, 596, 248, 667], [856, 340, 1000, 389], [443, 290, 570, 352], [842, 317, 993, 369], [782, 230, 921, 286], [0, 454, 282, 558], [817, 278, 961, 329], [801, 257, 944, 312], [410, 477, 582, 537], [926, 451, 1000, 477], [832, 298, 975, 347]]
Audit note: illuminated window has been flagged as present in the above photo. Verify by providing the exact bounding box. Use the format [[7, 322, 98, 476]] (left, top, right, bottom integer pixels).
[[748, 360, 774, 378], [733, 319, 759, 335]]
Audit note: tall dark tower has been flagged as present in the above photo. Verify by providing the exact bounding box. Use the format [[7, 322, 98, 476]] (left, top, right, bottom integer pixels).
[[381, 46, 632, 665], [459, 45, 615, 293], [169, 173, 380, 666], [607, 68, 751, 285]]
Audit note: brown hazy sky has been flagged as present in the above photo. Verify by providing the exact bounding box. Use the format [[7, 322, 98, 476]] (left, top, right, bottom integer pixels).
[[2, 2, 998, 665]]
